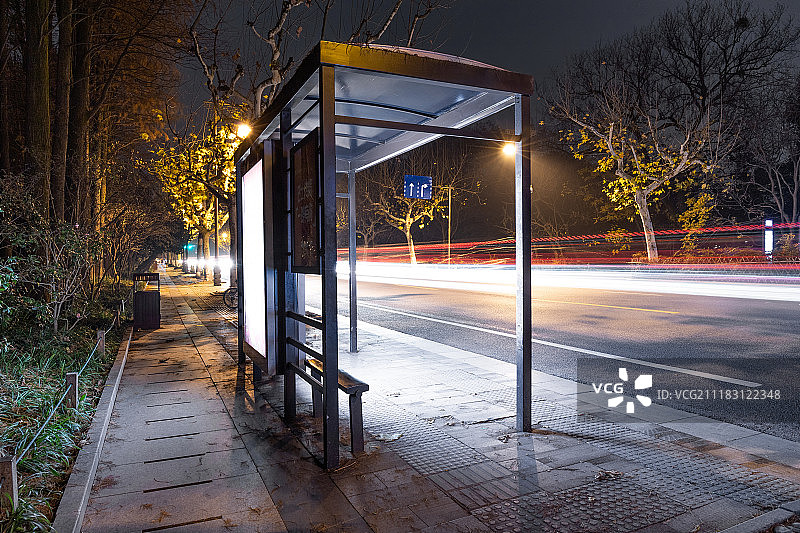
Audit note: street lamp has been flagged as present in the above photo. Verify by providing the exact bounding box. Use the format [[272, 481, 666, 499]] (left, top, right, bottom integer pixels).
[[765, 219, 774, 259], [236, 123, 252, 139]]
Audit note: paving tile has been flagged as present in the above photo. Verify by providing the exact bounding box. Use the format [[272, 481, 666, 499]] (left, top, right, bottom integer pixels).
[[450, 475, 535, 510], [662, 421, 761, 446], [347, 478, 447, 515], [83, 473, 275, 533], [100, 426, 246, 465], [91, 447, 257, 497], [319, 516, 374, 533], [166, 507, 287, 532], [497, 456, 550, 474], [429, 462, 514, 492], [727, 433, 800, 468], [533, 461, 601, 493], [110, 395, 227, 426], [362, 505, 429, 533], [409, 491, 470, 527], [333, 471, 388, 497], [536, 443, 612, 468], [420, 515, 492, 532], [663, 497, 759, 532]]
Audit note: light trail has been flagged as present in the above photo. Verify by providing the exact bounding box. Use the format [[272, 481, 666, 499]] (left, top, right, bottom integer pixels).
[[336, 263, 800, 302], [340, 221, 800, 266], [359, 302, 761, 387]]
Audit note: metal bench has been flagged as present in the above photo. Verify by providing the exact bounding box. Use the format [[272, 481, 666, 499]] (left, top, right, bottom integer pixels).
[[302, 357, 369, 454]]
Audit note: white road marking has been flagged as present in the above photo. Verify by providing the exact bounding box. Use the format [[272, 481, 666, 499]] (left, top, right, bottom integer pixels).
[[360, 302, 762, 387]]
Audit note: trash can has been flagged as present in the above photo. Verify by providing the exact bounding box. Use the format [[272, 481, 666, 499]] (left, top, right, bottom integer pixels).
[[133, 273, 160, 330]]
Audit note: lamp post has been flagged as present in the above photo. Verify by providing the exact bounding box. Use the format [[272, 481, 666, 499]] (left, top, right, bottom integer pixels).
[[765, 219, 774, 260], [447, 185, 452, 264]]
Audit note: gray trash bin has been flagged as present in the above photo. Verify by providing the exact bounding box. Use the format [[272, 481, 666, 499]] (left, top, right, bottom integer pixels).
[[133, 273, 160, 330]]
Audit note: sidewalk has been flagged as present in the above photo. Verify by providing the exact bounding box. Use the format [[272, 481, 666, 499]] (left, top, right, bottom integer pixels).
[[65, 271, 800, 532]]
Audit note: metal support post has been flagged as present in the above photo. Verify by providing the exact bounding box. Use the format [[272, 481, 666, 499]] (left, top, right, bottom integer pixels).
[[0, 456, 18, 512], [65, 372, 78, 409], [348, 168, 358, 352], [448, 186, 452, 264], [280, 108, 296, 420], [320, 65, 341, 470], [515, 94, 533, 432], [235, 160, 246, 365]]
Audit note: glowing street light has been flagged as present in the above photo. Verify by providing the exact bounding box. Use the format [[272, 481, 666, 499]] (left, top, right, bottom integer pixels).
[[765, 219, 774, 257], [502, 142, 516, 156], [236, 123, 252, 139]]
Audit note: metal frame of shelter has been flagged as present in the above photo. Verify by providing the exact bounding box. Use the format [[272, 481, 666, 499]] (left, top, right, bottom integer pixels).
[[234, 41, 534, 470]]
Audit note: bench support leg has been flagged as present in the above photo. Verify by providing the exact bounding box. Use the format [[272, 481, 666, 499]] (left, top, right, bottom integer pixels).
[[310, 368, 323, 418], [349, 392, 364, 454]]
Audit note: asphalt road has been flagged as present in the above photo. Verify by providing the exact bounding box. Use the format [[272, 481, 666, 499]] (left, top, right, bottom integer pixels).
[[305, 276, 800, 441]]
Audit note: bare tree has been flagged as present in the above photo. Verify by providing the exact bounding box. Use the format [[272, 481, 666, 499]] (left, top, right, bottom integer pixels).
[[550, 0, 799, 261], [740, 75, 800, 224], [361, 138, 470, 264], [183, 0, 448, 276]]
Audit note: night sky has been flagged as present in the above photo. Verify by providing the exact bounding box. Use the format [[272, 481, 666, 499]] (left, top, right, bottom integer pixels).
[[423, 0, 800, 85], [182, 1, 800, 112]]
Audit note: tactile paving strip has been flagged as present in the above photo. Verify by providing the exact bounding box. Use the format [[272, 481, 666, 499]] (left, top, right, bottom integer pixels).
[[551, 477, 688, 532], [394, 439, 487, 475], [533, 398, 800, 513], [628, 468, 718, 508], [474, 477, 687, 533], [472, 491, 558, 532]]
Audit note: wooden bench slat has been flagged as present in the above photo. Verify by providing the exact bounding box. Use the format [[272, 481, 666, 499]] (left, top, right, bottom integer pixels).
[[304, 357, 368, 394]]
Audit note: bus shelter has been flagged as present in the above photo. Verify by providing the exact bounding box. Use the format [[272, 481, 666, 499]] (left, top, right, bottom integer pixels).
[[234, 41, 534, 470]]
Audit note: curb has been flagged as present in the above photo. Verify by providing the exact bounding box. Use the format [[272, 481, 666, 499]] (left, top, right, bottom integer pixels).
[[52, 328, 132, 533], [718, 500, 800, 533]]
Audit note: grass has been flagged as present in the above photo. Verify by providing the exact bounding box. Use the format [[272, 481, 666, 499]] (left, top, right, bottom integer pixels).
[[0, 297, 127, 532]]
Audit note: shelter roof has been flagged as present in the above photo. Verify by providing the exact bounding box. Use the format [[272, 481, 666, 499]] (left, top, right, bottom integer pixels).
[[236, 41, 534, 172]]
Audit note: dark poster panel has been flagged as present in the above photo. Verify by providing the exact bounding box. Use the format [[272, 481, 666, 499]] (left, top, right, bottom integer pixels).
[[291, 128, 321, 274]]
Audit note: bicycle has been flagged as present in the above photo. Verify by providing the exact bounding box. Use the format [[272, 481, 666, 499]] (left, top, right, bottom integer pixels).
[[222, 285, 238, 309]]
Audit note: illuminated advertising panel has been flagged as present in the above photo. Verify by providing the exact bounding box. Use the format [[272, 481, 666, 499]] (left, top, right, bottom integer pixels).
[[241, 160, 266, 358]]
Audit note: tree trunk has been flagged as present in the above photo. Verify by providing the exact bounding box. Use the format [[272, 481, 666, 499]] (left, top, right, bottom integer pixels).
[[404, 225, 417, 265], [195, 234, 201, 273], [633, 189, 658, 261], [51, 0, 72, 222], [0, 0, 10, 174], [25, 0, 51, 219], [91, 115, 107, 231], [66, 3, 91, 225], [202, 229, 211, 263]]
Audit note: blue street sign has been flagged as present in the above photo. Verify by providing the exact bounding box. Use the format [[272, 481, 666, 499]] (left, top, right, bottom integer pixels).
[[404, 174, 432, 200]]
